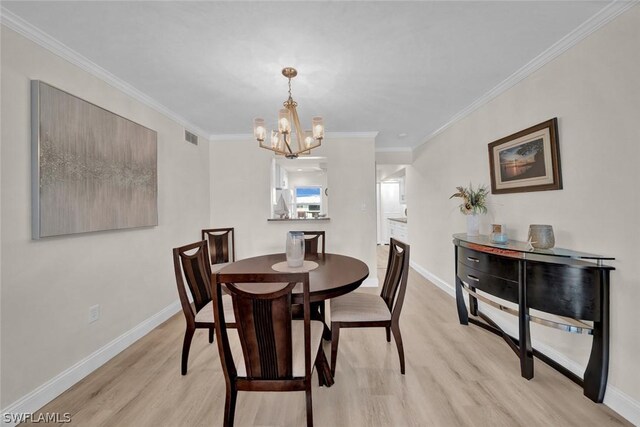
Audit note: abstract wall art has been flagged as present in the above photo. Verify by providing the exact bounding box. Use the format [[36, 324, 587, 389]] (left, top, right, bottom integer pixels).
[[31, 81, 158, 238]]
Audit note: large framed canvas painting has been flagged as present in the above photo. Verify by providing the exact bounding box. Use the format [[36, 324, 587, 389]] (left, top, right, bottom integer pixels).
[[31, 81, 158, 239], [488, 118, 562, 195]]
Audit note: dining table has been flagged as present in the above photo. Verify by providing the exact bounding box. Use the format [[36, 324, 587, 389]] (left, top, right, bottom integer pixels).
[[217, 252, 369, 336]]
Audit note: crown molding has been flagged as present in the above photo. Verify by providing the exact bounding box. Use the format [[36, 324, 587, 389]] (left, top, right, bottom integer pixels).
[[417, 0, 638, 149], [209, 131, 378, 142], [0, 7, 210, 138]]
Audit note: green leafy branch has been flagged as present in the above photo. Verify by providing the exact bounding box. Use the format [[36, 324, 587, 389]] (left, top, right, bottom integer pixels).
[[450, 183, 489, 215]]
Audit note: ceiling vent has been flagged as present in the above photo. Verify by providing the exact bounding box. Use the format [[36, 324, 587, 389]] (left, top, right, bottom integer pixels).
[[185, 130, 198, 145]]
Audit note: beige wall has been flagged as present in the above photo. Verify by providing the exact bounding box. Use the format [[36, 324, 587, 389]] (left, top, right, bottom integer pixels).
[[0, 27, 210, 407], [210, 137, 377, 282], [375, 149, 413, 166], [407, 6, 640, 409]]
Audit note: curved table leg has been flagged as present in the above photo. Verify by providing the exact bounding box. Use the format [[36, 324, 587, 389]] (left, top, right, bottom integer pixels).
[[584, 270, 609, 402]]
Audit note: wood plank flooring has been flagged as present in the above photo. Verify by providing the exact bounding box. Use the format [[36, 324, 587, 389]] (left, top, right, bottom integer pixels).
[[22, 246, 630, 426]]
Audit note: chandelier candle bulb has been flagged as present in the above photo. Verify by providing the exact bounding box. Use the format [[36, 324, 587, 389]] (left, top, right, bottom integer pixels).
[[271, 131, 279, 149], [253, 118, 266, 141], [312, 117, 324, 139], [278, 109, 291, 134], [304, 130, 314, 149]]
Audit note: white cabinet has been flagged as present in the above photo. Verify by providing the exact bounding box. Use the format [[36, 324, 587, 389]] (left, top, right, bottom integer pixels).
[[388, 220, 408, 243], [399, 177, 406, 203], [274, 163, 288, 188]]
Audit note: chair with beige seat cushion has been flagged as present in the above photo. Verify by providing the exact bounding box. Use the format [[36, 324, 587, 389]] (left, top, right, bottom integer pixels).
[[330, 238, 410, 375], [212, 271, 333, 427], [172, 240, 236, 375], [201, 227, 235, 271]]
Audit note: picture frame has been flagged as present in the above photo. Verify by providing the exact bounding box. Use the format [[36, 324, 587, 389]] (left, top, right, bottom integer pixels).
[[488, 118, 562, 194], [31, 81, 158, 238]]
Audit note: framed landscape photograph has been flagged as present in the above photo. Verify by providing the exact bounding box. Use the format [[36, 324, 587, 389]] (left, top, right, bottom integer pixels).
[[488, 118, 562, 194]]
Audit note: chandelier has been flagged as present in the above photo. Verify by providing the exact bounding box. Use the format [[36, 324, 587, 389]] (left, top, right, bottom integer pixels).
[[253, 67, 324, 159]]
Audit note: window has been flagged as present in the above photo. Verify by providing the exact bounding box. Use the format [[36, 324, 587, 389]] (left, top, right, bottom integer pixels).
[[295, 186, 322, 218]]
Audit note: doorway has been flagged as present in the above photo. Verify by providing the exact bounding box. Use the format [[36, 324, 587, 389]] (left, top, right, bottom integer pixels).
[[376, 165, 408, 245]]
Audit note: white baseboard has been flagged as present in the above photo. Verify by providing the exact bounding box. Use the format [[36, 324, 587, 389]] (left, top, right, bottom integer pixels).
[[409, 260, 455, 298], [409, 260, 640, 426], [605, 386, 640, 427], [1, 301, 182, 427]]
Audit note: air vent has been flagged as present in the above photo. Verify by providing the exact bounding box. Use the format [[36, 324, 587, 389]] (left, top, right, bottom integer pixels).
[[185, 130, 198, 145]]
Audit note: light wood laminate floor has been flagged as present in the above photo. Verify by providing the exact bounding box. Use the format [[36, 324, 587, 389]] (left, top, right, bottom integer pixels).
[[22, 246, 630, 426]]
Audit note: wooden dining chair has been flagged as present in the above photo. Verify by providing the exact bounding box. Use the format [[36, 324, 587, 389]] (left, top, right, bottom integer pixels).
[[212, 271, 333, 427], [292, 231, 327, 327], [201, 227, 235, 271], [172, 240, 236, 375], [329, 238, 410, 375], [296, 231, 325, 258]]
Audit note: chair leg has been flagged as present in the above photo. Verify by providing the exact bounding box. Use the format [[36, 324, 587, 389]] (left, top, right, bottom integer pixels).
[[209, 328, 214, 344], [315, 347, 334, 387], [391, 323, 406, 374], [330, 323, 340, 376], [181, 326, 195, 375], [319, 301, 326, 323], [385, 326, 391, 342], [305, 385, 313, 427], [224, 385, 237, 427]]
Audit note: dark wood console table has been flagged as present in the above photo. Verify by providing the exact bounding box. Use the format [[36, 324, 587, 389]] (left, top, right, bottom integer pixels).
[[453, 234, 614, 403]]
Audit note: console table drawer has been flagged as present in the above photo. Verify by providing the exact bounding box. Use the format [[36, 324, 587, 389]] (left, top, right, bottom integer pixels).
[[526, 262, 601, 321], [458, 246, 518, 281], [457, 262, 519, 304]]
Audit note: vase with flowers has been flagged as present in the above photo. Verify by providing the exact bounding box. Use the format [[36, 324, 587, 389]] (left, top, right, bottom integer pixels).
[[450, 183, 489, 237]]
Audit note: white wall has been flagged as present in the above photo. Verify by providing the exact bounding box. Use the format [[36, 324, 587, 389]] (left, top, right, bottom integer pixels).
[[0, 27, 210, 408], [406, 6, 640, 416], [210, 137, 377, 282], [375, 149, 412, 165]]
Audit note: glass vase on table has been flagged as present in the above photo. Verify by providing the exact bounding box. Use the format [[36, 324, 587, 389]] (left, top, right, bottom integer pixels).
[[286, 231, 305, 268]]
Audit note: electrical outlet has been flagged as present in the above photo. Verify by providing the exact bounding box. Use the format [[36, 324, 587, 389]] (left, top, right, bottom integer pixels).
[[89, 305, 100, 323]]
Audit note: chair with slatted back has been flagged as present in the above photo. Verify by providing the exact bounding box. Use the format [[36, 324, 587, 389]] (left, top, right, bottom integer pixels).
[[329, 238, 410, 375], [201, 227, 235, 272], [212, 271, 333, 427], [173, 240, 236, 375]]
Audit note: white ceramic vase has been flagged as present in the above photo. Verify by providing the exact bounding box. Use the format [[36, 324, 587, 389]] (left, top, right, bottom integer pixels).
[[466, 214, 480, 237]]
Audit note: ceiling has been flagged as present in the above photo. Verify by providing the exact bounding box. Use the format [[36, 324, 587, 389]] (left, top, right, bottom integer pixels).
[[4, 1, 612, 149]]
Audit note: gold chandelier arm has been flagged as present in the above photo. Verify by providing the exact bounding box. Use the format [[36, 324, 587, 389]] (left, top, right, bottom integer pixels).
[[282, 133, 294, 155], [288, 104, 305, 153]]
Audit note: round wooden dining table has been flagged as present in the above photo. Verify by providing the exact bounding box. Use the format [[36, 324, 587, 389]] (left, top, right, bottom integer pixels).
[[217, 252, 369, 304]]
